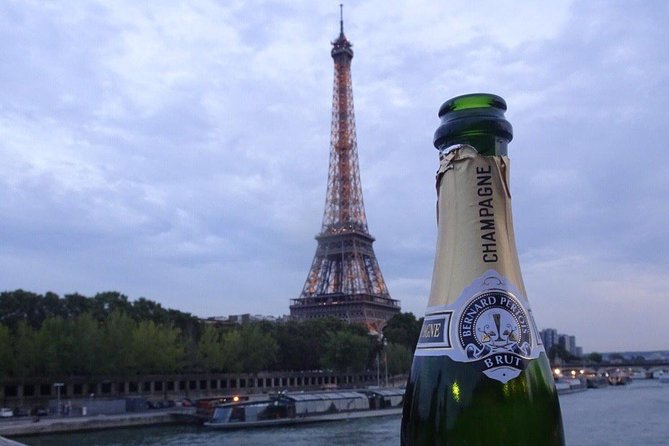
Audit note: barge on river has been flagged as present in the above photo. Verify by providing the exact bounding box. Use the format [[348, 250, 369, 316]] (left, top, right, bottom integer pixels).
[[203, 388, 404, 429]]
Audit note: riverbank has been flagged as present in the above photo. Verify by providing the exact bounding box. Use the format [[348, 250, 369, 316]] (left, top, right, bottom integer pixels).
[[9, 382, 668, 446], [0, 387, 585, 438], [555, 378, 588, 395], [0, 436, 27, 446], [0, 408, 197, 438], [0, 378, 643, 439]]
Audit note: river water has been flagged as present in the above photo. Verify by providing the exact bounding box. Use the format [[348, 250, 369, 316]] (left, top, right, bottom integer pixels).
[[15, 380, 669, 445]]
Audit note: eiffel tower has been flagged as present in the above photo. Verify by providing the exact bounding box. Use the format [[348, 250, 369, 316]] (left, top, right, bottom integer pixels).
[[290, 9, 400, 333]]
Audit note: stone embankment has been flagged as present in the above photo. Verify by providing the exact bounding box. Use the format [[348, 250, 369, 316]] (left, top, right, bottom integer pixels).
[[0, 435, 27, 446], [0, 408, 196, 438]]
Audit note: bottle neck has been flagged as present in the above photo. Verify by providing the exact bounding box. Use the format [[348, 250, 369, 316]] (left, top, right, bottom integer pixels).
[[427, 148, 525, 307], [441, 135, 508, 157]]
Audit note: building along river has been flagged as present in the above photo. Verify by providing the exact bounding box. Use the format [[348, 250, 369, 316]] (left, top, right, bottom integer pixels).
[[12, 380, 668, 445]]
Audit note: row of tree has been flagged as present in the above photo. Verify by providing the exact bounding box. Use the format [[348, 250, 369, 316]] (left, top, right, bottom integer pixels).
[[0, 290, 423, 380], [0, 290, 200, 336]]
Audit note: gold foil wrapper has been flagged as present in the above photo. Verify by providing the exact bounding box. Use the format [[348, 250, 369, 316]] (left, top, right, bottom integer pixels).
[[428, 145, 527, 307]]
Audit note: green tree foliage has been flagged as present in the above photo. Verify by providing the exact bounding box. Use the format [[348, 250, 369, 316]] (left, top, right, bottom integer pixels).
[[61, 293, 92, 319], [222, 324, 278, 373], [0, 290, 199, 332], [131, 321, 185, 374], [13, 321, 39, 378], [1, 289, 419, 378], [220, 330, 245, 373], [196, 324, 226, 372], [28, 313, 102, 377], [383, 312, 422, 352], [70, 313, 103, 376], [90, 292, 133, 321], [587, 352, 603, 363], [272, 320, 326, 371], [548, 344, 580, 362], [100, 310, 137, 376], [3, 311, 189, 378], [322, 331, 373, 373], [36, 316, 75, 376], [0, 325, 13, 379], [0, 290, 50, 330], [272, 317, 369, 371], [385, 342, 413, 376]]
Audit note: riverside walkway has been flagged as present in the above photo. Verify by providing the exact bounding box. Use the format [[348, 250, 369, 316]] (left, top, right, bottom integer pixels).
[[0, 436, 26, 446], [0, 408, 195, 438]]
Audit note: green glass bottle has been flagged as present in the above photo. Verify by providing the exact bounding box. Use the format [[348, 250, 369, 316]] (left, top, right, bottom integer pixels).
[[401, 93, 565, 445]]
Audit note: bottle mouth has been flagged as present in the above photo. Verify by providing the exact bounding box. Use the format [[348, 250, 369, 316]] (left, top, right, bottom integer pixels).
[[438, 93, 507, 115], [433, 93, 513, 152]]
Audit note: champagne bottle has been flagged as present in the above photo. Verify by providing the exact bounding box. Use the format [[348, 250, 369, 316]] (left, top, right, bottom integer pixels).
[[401, 93, 565, 445]]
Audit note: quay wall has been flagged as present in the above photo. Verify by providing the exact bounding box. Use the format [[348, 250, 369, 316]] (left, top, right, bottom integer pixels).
[[0, 410, 195, 438], [0, 436, 27, 445], [1, 370, 392, 409]]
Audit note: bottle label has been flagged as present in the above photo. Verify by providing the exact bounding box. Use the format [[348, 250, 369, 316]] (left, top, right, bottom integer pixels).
[[416, 270, 544, 383]]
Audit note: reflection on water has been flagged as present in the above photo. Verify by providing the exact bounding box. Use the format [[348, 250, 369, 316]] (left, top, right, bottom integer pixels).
[[16, 415, 401, 446], [560, 380, 669, 446], [16, 381, 669, 446]]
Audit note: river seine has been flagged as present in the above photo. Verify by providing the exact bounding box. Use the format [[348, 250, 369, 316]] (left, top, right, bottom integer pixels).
[[15, 380, 668, 445]]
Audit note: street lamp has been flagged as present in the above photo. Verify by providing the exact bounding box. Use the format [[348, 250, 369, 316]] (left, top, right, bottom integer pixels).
[[383, 338, 389, 387], [53, 383, 64, 416]]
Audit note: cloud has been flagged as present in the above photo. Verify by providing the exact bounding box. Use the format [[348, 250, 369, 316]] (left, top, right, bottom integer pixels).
[[523, 250, 669, 351], [0, 0, 667, 352]]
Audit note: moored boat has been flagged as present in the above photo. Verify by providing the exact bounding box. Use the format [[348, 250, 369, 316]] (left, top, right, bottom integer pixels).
[[203, 388, 404, 429], [659, 372, 669, 384], [607, 370, 631, 385]]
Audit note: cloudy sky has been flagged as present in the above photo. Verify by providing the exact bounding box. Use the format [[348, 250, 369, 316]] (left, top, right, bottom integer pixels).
[[1, 0, 667, 352]]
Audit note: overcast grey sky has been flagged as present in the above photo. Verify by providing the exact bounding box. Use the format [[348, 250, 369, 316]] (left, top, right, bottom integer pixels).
[[1, 1, 667, 352]]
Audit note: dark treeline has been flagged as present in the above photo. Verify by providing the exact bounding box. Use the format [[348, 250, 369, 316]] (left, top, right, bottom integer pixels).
[[0, 290, 421, 381]]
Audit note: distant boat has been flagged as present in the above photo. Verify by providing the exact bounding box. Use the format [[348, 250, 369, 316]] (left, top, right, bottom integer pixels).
[[203, 388, 404, 429], [555, 378, 588, 394], [607, 370, 630, 386], [585, 375, 608, 388]]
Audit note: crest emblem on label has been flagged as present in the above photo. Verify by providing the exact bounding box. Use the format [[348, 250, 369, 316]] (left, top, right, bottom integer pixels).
[[416, 270, 543, 383]]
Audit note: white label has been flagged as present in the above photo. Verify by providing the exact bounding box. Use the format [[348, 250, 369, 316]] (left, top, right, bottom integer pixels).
[[416, 270, 544, 384]]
